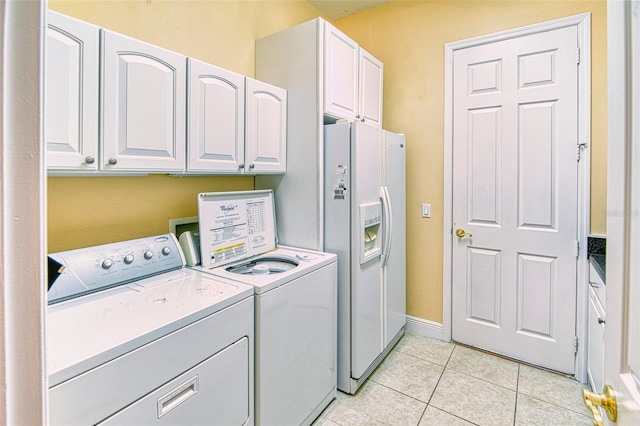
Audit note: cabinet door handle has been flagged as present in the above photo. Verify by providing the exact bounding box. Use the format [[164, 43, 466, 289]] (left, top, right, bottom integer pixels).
[[249, 163, 255, 169], [598, 318, 606, 325], [238, 163, 245, 169], [108, 158, 118, 165], [84, 156, 95, 164]]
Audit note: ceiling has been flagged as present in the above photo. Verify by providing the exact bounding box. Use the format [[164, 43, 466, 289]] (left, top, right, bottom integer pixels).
[[307, 0, 392, 20]]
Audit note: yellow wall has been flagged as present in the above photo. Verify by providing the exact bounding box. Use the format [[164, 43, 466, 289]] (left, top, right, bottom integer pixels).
[[334, 0, 607, 322], [47, 0, 607, 325]]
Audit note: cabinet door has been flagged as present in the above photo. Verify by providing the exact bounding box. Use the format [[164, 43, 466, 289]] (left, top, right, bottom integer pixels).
[[587, 291, 605, 392], [323, 22, 359, 121], [245, 78, 286, 173], [45, 11, 99, 171], [187, 58, 245, 173], [102, 30, 186, 172], [359, 49, 383, 128]]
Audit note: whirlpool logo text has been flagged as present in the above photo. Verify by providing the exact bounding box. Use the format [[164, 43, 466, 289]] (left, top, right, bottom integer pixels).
[[219, 203, 238, 215]]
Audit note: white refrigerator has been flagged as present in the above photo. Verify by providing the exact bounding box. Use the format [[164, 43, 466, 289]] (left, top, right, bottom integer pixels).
[[323, 122, 406, 394]]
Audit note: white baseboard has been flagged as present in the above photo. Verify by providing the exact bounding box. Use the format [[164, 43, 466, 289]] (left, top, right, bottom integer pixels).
[[405, 316, 446, 341]]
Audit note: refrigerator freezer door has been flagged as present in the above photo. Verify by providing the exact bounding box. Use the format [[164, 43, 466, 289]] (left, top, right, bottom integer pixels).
[[382, 131, 407, 347], [350, 122, 383, 379], [324, 123, 353, 391], [324, 122, 384, 388]]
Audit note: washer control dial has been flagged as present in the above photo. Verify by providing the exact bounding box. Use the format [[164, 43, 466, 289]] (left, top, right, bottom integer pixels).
[[144, 250, 154, 260], [123, 254, 134, 264], [161, 246, 171, 256], [101, 258, 114, 269]]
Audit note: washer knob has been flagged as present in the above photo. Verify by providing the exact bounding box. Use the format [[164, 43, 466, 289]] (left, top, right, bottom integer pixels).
[[161, 247, 171, 256], [101, 258, 114, 269], [124, 254, 134, 264], [144, 250, 154, 260]]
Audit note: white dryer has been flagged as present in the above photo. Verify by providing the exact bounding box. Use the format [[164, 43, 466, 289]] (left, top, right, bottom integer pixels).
[[194, 190, 338, 426], [46, 234, 255, 425]]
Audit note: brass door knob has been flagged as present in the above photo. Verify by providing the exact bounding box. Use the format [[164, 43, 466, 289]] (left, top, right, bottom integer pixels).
[[583, 385, 617, 426], [455, 228, 472, 238]]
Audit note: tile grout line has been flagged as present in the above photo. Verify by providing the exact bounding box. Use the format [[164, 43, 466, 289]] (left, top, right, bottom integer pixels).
[[375, 340, 458, 425], [429, 344, 483, 426], [418, 344, 453, 425], [394, 347, 456, 371], [516, 391, 594, 418], [414, 342, 457, 425], [513, 363, 520, 426], [434, 344, 520, 425]]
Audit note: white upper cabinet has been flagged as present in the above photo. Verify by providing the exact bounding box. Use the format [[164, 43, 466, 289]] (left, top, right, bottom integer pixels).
[[324, 24, 359, 121], [187, 58, 245, 173], [101, 30, 186, 172], [45, 11, 100, 171], [323, 22, 383, 127], [254, 18, 383, 248], [358, 49, 383, 127], [187, 62, 286, 175], [245, 78, 287, 174], [45, 11, 286, 175]]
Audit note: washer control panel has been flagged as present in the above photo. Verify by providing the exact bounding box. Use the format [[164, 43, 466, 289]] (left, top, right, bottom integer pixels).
[[47, 234, 185, 304]]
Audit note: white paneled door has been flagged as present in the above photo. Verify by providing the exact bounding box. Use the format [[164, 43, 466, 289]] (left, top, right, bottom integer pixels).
[[452, 26, 579, 373]]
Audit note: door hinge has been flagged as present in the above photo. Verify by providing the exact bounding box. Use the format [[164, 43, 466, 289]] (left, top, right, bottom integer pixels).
[[576, 240, 580, 257], [574, 336, 579, 353], [577, 143, 588, 161], [576, 48, 581, 64]]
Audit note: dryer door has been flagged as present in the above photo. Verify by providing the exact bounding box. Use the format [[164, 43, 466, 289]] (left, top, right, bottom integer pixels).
[[98, 337, 250, 425]]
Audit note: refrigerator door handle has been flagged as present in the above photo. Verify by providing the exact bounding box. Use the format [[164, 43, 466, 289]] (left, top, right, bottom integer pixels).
[[380, 185, 393, 268]]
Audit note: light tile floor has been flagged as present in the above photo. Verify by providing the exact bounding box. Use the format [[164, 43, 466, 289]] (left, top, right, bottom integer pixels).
[[313, 333, 593, 426]]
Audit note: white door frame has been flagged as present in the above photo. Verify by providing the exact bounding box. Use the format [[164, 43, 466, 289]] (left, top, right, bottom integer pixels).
[[443, 13, 591, 382], [603, 0, 640, 423], [0, 0, 47, 422]]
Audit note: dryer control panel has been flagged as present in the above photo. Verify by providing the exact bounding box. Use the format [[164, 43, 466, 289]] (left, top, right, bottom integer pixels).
[[47, 234, 185, 304]]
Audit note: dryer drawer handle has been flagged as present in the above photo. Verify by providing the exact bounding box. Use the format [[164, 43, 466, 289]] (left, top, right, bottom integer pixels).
[[157, 376, 199, 418]]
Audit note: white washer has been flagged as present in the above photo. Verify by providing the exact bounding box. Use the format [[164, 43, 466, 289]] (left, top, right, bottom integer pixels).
[[47, 234, 255, 425], [194, 191, 338, 426]]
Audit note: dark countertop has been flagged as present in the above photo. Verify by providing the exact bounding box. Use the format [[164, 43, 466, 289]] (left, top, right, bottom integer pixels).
[[590, 253, 606, 283]]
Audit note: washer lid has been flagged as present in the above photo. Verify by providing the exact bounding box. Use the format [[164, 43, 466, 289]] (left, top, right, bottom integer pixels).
[[198, 190, 277, 269]]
